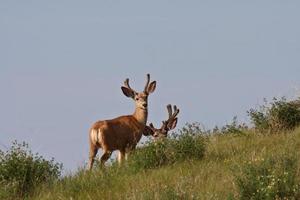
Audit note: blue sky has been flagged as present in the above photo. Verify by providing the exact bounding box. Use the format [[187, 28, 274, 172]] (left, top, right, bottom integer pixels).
[[1, 1, 300, 172]]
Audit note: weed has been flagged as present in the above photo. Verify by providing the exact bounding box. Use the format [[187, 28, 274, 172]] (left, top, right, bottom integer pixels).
[[127, 124, 206, 171], [234, 153, 300, 200], [0, 141, 62, 199], [248, 97, 300, 133]]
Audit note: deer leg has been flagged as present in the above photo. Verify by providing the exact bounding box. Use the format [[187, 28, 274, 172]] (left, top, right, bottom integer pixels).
[[125, 145, 136, 161], [118, 150, 126, 164], [100, 150, 112, 166], [125, 150, 133, 160], [125, 153, 129, 161], [88, 144, 98, 170]]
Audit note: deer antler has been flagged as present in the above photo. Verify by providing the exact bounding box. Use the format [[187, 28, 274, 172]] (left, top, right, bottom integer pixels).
[[144, 74, 150, 93], [144, 104, 180, 139], [166, 104, 180, 129], [167, 104, 172, 118]]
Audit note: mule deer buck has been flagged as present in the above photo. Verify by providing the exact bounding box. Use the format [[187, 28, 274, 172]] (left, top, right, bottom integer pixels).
[[144, 104, 180, 139], [88, 74, 156, 170]]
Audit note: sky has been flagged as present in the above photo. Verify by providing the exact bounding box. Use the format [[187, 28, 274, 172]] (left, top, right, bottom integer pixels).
[[1, 1, 300, 172]]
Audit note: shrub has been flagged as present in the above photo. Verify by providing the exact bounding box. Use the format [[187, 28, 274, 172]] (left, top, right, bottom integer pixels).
[[234, 154, 300, 200], [214, 116, 248, 135], [127, 124, 206, 171], [0, 141, 62, 199], [248, 97, 300, 133]]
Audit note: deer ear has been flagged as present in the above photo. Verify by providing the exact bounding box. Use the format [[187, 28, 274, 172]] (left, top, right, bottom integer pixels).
[[149, 123, 155, 129], [121, 86, 135, 98], [147, 81, 156, 94], [168, 118, 178, 130], [143, 126, 154, 136]]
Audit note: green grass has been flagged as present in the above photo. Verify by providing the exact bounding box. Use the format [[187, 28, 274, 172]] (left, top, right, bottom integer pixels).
[[30, 127, 300, 200]]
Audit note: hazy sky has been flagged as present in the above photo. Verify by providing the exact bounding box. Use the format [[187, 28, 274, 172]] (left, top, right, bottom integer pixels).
[[1, 1, 300, 172]]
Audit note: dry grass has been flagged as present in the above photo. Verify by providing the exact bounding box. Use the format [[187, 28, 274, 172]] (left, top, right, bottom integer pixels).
[[32, 127, 300, 200]]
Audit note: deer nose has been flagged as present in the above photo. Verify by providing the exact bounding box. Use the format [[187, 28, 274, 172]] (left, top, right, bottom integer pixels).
[[143, 103, 147, 107]]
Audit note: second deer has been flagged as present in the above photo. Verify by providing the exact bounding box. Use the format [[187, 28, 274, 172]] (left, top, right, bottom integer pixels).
[[144, 104, 180, 139]]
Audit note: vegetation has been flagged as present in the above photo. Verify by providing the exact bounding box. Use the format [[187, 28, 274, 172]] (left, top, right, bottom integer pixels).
[[234, 153, 300, 199], [248, 97, 300, 133], [0, 141, 62, 199], [127, 124, 206, 172], [1, 97, 300, 199], [27, 127, 300, 200]]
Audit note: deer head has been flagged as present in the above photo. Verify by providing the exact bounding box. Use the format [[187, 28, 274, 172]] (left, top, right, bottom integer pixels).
[[121, 74, 156, 111], [144, 104, 180, 139]]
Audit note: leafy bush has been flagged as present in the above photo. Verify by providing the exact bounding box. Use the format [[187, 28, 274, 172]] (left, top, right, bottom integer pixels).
[[212, 116, 248, 135], [234, 154, 300, 200], [248, 97, 300, 133], [128, 124, 206, 171], [0, 141, 62, 199]]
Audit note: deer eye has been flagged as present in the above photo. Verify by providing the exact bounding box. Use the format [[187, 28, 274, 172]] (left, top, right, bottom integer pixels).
[[135, 97, 139, 101]]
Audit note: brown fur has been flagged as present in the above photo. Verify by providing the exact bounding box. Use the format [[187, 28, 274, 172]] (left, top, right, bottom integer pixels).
[[90, 113, 146, 152], [88, 74, 156, 170]]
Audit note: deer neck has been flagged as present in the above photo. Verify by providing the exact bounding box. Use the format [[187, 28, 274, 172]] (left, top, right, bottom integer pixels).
[[133, 107, 148, 125]]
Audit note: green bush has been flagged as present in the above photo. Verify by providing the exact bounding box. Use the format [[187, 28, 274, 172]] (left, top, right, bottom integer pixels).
[[0, 141, 62, 199], [128, 124, 206, 171], [234, 154, 300, 200], [212, 116, 248, 135], [248, 97, 300, 133]]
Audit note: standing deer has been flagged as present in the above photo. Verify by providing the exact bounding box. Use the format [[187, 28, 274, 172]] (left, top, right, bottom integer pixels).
[[88, 74, 156, 170], [144, 104, 180, 139]]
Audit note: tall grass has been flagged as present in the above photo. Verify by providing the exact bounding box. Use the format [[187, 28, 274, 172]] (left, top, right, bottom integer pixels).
[[126, 125, 206, 172], [0, 141, 62, 199], [234, 153, 300, 199], [248, 97, 300, 133], [29, 126, 300, 200]]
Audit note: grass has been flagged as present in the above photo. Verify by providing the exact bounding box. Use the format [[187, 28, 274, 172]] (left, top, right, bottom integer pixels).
[[29, 127, 300, 200], [0, 141, 62, 200]]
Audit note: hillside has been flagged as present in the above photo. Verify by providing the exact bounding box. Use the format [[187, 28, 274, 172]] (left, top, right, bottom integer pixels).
[[31, 127, 300, 200]]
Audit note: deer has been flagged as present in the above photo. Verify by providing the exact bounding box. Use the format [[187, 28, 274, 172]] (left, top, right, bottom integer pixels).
[[88, 74, 156, 170], [143, 104, 180, 139]]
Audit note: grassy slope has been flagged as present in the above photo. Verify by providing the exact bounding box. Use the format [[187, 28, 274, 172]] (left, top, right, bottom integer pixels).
[[32, 128, 300, 200]]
